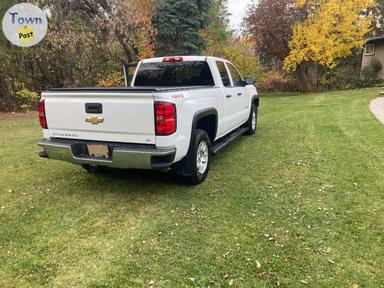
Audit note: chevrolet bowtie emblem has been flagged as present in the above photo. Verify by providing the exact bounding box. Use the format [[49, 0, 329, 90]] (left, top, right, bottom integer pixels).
[[86, 116, 104, 125]]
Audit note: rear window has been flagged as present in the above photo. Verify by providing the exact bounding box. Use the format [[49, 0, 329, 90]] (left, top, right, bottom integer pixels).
[[134, 61, 214, 87]]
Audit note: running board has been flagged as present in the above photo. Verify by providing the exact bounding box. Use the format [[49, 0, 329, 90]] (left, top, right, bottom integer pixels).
[[212, 127, 248, 154]]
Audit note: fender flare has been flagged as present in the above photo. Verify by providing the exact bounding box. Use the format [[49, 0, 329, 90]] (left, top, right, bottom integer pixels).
[[251, 95, 260, 108], [191, 108, 218, 141], [173, 108, 218, 176]]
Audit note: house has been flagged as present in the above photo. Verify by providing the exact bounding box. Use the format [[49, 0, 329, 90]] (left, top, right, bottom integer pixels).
[[361, 35, 384, 80]]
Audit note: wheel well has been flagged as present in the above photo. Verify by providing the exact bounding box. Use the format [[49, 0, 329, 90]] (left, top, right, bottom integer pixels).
[[253, 98, 259, 108], [196, 114, 217, 143]]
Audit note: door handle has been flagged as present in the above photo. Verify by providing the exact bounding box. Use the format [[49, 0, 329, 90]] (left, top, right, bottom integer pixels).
[[237, 93, 242, 96], [85, 103, 103, 114], [226, 94, 232, 98]]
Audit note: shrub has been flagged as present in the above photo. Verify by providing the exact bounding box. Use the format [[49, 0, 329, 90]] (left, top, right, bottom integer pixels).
[[361, 59, 383, 87], [318, 65, 362, 91], [257, 71, 297, 92], [97, 72, 125, 87], [14, 89, 40, 111]]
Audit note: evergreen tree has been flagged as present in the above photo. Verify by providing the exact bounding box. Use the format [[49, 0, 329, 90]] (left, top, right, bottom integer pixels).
[[154, 0, 213, 56], [202, 0, 231, 54]]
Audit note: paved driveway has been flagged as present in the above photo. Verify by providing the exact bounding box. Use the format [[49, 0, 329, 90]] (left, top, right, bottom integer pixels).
[[370, 97, 384, 123]]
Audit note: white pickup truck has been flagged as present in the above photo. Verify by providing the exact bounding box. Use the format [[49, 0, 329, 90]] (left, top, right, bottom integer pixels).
[[38, 56, 259, 184]]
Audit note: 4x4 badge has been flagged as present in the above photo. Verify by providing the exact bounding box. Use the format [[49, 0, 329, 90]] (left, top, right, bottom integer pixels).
[[86, 116, 104, 125]]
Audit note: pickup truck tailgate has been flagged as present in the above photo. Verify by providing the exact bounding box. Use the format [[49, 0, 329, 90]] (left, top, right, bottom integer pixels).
[[42, 91, 156, 144]]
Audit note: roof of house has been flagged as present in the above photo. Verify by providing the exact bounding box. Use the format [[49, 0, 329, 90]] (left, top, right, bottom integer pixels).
[[366, 33, 384, 43]]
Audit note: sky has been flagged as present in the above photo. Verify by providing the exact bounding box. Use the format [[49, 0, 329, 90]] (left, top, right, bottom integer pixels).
[[227, 0, 253, 31]]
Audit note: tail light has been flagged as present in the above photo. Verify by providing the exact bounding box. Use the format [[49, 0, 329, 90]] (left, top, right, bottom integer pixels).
[[162, 56, 183, 62], [38, 99, 48, 129], [155, 101, 176, 136]]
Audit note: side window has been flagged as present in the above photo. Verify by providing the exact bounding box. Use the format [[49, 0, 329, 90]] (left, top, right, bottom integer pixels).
[[216, 61, 231, 87], [227, 63, 243, 87], [365, 43, 375, 56]]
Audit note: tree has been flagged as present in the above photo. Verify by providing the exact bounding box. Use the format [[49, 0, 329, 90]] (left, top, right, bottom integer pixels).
[[0, 0, 32, 111], [201, 0, 231, 56], [218, 36, 266, 81], [243, 0, 305, 70], [284, 0, 375, 71], [202, 0, 264, 80], [0, 0, 155, 111], [154, 0, 213, 56], [368, 0, 384, 35], [45, 0, 155, 63]]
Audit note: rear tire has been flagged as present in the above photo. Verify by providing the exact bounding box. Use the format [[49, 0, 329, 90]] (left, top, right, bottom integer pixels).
[[175, 129, 211, 185], [244, 104, 258, 135]]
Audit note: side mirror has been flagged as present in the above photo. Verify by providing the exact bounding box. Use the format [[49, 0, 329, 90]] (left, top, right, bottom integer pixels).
[[244, 76, 256, 86]]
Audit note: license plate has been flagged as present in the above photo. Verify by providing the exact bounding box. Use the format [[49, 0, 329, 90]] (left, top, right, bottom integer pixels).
[[87, 144, 109, 158]]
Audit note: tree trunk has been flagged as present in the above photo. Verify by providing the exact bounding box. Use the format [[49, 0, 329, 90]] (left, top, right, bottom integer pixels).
[[0, 70, 14, 112], [296, 62, 319, 92]]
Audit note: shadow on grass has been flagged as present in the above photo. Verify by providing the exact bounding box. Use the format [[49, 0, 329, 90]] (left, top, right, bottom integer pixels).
[[60, 168, 193, 201], [260, 92, 302, 98], [45, 133, 257, 199], [90, 132, 256, 185], [66, 150, 235, 195], [95, 168, 182, 186]]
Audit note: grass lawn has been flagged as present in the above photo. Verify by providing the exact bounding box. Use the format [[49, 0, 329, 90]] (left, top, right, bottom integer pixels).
[[1, 88, 384, 287]]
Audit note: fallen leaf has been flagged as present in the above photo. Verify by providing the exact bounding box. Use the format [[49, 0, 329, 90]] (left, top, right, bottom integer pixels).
[[223, 251, 231, 257], [256, 260, 261, 269], [352, 284, 359, 288], [300, 280, 308, 285], [258, 272, 271, 278], [149, 280, 155, 287], [228, 279, 234, 286], [320, 247, 332, 254]]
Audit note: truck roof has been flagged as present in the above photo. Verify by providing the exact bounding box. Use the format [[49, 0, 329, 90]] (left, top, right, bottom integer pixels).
[[142, 56, 227, 63]]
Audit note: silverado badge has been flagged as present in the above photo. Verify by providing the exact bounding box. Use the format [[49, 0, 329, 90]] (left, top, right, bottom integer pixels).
[[86, 116, 104, 125]]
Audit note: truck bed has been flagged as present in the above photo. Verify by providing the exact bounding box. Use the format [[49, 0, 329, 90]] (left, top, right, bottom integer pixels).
[[46, 86, 216, 93]]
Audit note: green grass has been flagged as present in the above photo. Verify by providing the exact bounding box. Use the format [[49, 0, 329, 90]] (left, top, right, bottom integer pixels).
[[1, 88, 384, 287]]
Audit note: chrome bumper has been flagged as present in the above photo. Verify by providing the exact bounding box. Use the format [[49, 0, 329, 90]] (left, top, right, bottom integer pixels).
[[38, 139, 176, 169]]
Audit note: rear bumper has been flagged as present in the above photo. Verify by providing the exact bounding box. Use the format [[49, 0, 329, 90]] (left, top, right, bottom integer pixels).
[[38, 139, 176, 169]]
